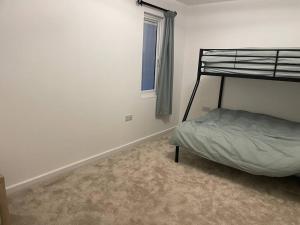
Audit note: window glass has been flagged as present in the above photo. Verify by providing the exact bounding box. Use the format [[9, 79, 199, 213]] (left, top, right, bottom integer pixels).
[[141, 21, 158, 91]]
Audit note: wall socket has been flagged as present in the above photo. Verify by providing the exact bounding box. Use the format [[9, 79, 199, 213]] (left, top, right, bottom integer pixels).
[[202, 106, 211, 112], [125, 115, 133, 122]]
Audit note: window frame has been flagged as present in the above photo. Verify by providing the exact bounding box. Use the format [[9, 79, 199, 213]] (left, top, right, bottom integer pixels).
[[141, 12, 164, 98]]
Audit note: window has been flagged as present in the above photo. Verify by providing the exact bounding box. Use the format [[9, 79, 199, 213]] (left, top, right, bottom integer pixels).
[[141, 13, 163, 95]]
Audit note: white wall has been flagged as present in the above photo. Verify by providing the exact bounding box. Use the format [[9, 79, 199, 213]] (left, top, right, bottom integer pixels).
[[0, 0, 186, 187], [181, 0, 300, 122]]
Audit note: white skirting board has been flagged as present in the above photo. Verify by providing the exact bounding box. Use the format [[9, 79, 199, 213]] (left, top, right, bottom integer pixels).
[[7, 127, 175, 194]]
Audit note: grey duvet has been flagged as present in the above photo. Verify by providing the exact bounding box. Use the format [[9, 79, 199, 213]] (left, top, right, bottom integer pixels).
[[170, 109, 300, 177]]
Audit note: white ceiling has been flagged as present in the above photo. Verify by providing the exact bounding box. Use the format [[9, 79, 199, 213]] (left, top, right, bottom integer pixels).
[[176, 0, 235, 5]]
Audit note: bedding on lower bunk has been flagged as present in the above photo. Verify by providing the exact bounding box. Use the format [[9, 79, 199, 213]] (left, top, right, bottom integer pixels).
[[170, 108, 300, 177]]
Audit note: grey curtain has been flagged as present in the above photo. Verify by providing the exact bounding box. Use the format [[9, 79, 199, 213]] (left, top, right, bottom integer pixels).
[[156, 11, 177, 117]]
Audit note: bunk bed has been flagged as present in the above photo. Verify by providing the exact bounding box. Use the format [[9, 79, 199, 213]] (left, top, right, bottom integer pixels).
[[170, 48, 300, 177]]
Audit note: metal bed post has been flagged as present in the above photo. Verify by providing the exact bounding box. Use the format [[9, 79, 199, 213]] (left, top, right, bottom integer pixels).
[[175, 49, 204, 163], [273, 50, 280, 77], [218, 76, 225, 108]]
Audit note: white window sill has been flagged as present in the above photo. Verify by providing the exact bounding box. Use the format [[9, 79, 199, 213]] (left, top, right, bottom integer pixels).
[[141, 91, 157, 99]]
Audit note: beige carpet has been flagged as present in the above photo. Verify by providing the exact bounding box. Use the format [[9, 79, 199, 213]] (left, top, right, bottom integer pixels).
[[9, 135, 300, 225]]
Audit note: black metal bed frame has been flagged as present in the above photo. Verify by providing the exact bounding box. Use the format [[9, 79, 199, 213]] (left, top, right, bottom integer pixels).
[[175, 48, 300, 163]]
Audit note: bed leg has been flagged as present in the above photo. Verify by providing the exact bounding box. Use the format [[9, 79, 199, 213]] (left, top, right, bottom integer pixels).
[[175, 146, 179, 163]]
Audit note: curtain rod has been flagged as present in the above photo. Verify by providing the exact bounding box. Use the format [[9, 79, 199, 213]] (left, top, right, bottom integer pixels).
[[136, 0, 177, 15]]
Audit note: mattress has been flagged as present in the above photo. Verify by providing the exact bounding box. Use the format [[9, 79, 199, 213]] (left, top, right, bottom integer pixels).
[[170, 109, 300, 177]]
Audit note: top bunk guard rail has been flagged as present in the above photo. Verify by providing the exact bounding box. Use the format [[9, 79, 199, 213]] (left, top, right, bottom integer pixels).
[[200, 48, 300, 82], [182, 48, 300, 123], [203, 55, 300, 59], [201, 61, 300, 66], [202, 48, 300, 51]]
